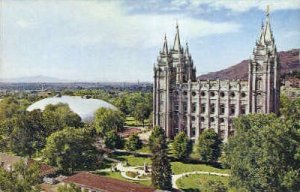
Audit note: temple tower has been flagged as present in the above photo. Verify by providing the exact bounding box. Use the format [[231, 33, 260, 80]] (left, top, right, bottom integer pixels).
[[248, 7, 280, 114]]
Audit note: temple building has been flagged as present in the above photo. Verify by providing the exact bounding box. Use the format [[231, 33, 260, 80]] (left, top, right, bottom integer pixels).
[[153, 9, 280, 141]]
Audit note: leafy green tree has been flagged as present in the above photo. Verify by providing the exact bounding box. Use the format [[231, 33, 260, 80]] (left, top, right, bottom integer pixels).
[[43, 127, 101, 173], [280, 95, 300, 122], [225, 114, 300, 191], [125, 133, 142, 151], [94, 107, 125, 137], [9, 110, 46, 157], [0, 97, 21, 121], [173, 131, 192, 160], [202, 180, 228, 192], [134, 103, 151, 127], [0, 160, 41, 192], [104, 130, 124, 149], [113, 96, 129, 115], [57, 183, 81, 192], [197, 129, 222, 163], [42, 103, 83, 135], [150, 126, 172, 190]]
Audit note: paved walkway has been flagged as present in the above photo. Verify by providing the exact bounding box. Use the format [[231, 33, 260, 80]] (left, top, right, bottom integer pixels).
[[101, 154, 230, 189]]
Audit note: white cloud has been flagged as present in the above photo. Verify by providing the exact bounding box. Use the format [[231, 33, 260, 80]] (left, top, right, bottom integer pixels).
[[54, 1, 240, 49], [188, 0, 300, 12]]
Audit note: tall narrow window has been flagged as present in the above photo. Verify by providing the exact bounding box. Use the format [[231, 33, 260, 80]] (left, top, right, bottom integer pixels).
[[210, 103, 215, 114], [220, 104, 225, 115], [240, 105, 246, 114], [201, 104, 206, 113], [230, 104, 235, 115], [192, 103, 196, 113]]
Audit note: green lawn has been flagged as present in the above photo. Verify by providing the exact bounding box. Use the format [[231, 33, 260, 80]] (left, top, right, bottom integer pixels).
[[125, 116, 150, 127], [136, 145, 151, 154], [177, 174, 237, 192], [112, 154, 152, 166], [171, 162, 229, 175]]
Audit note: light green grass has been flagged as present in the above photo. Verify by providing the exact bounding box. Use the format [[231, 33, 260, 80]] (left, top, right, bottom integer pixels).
[[113, 154, 152, 166], [177, 174, 237, 192], [125, 116, 150, 127], [136, 145, 151, 154], [171, 162, 229, 175]]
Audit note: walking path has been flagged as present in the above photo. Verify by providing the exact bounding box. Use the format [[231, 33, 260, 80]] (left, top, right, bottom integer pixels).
[[100, 154, 230, 189]]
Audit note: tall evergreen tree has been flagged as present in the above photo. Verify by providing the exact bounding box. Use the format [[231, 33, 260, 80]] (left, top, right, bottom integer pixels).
[[150, 126, 172, 190]]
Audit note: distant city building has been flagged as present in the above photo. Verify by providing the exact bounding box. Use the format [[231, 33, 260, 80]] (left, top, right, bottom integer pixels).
[[153, 9, 280, 141]]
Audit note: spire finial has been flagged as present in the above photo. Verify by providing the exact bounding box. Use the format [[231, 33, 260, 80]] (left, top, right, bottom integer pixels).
[[162, 34, 168, 54], [173, 21, 181, 51], [266, 5, 270, 16]]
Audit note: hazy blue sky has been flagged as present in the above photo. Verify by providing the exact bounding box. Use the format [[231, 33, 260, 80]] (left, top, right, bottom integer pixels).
[[1, 0, 300, 82]]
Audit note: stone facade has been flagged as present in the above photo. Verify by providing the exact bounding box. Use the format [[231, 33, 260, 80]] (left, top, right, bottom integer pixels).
[[153, 11, 280, 141]]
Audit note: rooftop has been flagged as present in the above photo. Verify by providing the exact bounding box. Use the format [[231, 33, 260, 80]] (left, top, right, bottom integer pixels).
[[27, 95, 117, 122], [63, 172, 155, 192]]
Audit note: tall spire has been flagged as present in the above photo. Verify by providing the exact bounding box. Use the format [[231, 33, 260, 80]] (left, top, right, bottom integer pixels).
[[259, 5, 273, 44], [173, 22, 181, 51], [184, 42, 189, 57], [162, 33, 168, 54]]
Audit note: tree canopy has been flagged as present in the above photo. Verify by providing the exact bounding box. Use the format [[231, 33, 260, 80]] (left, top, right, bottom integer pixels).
[[225, 113, 300, 191], [43, 127, 101, 173], [172, 131, 192, 160], [0, 160, 41, 192], [94, 107, 125, 137], [125, 133, 142, 152], [197, 129, 222, 163]]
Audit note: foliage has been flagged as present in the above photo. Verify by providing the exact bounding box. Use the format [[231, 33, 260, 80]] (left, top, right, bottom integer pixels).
[[111, 92, 152, 119], [0, 97, 22, 121], [125, 133, 142, 151], [280, 95, 300, 122], [9, 110, 46, 157], [94, 107, 125, 137], [104, 130, 124, 149], [202, 180, 228, 192], [172, 131, 192, 160], [57, 183, 82, 192], [150, 126, 172, 190], [197, 129, 222, 163], [133, 103, 151, 127], [42, 103, 83, 135], [225, 113, 300, 191], [0, 160, 41, 192], [149, 126, 166, 153], [43, 127, 101, 173]]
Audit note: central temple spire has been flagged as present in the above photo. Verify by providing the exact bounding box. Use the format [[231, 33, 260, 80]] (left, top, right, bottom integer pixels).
[[173, 22, 181, 51]]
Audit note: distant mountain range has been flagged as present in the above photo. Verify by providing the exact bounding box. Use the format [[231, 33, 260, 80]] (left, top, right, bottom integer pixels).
[[198, 49, 300, 80], [0, 75, 69, 83]]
